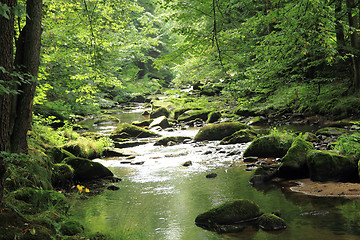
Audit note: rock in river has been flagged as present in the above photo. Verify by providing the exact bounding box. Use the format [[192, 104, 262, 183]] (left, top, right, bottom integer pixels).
[[195, 199, 261, 233]]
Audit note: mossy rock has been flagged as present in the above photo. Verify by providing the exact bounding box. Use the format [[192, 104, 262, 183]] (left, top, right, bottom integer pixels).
[[93, 115, 120, 125], [315, 127, 348, 137], [47, 147, 75, 163], [129, 94, 147, 103], [150, 107, 170, 119], [51, 163, 74, 188], [132, 119, 153, 127], [307, 150, 358, 182], [302, 132, 320, 142], [194, 122, 251, 141], [154, 136, 192, 146], [11, 187, 69, 215], [195, 199, 261, 231], [63, 157, 113, 182], [220, 129, 257, 144], [278, 138, 314, 179], [206, 111, 222, 123], [110, 123, 160, 140], [79, 132, 105, 140], [174, 107, 201, 120], [243, 134, 295, 158], [178, 109, 212, 122], [249, 166, 278, 185], [59, 220, 84, 236], [149, 116, 171, 129], [257, 213, 287, 231]]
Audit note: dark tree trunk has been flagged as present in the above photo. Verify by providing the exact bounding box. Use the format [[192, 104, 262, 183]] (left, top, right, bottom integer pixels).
[[11, 0, 43, 153], [335, 0, 345, 51], [0, 0, 16, 205], [346, 0, 360, 90]]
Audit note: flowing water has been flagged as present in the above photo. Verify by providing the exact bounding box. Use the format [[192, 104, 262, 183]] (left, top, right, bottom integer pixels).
[[71, 106, 360, 240]]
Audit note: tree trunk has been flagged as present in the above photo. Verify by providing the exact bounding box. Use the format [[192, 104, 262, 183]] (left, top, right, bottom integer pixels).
[[346, 0, 360, 90], [0, 0, 16, 205], [335, 0, 345, 51], [11, 0, 43, 153]]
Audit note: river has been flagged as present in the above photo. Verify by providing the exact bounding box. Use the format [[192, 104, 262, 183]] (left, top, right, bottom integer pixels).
[[71, 105, 360, 240]]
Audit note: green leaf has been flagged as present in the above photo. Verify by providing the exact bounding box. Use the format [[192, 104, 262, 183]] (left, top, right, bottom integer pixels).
[[0, 3, 10, 19]]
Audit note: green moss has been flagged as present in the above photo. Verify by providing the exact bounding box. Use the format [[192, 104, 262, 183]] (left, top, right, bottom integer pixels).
[[243, 133, 295, 158], [178, 109, 211, 122], [51, 163, 74, 188], [257, 213, 287, 231], [173, 107, 201, 119], [150, 107, 170, 119], [59, 220, 84, 236], [220, 129, 257, 144], [301, 132, 320, 142], [154, 136, 192, 146], [194, 122, 251, 141], [278, 138, 314, 179], [10, 188, 69, 215], [63, 157, 113, 182], [110, 123, 160, 139], [206, 111, 222, 123], [307, 150, 358, 182], [195, 199, 260, 228]]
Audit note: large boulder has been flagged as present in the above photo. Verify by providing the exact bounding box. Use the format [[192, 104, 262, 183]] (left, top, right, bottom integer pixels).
[[249, 166, 278, 185], [220, 129, 257, 145], [63, 157, 113, 182], [110, 123, 160, 140], [307, 150, 358, 182], [150, 107, 170, 119], [194, 122, 251, 141], [149, 116, 171, 129], [278, 138, 314, 179], [195, 199, 261, 232], [178, 109, 212, 122], [243, 134, 295, 158]]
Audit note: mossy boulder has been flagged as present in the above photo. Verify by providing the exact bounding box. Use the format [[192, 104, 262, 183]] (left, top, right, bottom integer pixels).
[[51, 163, 74, 188], [154, 136, 192, 146], [243, 134, 295, 158], [174, 108, 201, 120], [150, 107, 170, 119], [149, 116, 171, 129], [63, 157, 113, 182], [195, 199, 261, 231], [194, 122, 251, 141], [206, 111, 222, 123], [220, 129, 257, 144], [278, 138, 314, 179], [302, 132, 320, 142], [178, 109, 212, 122], [11, 188, 69, 215], [132, 119, 153, 127], [110, 123, 160, 140], [59, 220, 84, 236], [307, 150, 358, 182], [249, 166, 278, 185], [257, 213, 287, 231]]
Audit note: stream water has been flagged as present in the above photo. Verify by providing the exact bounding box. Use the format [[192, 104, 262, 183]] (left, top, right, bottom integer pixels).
[[71, 106, 360, 240]]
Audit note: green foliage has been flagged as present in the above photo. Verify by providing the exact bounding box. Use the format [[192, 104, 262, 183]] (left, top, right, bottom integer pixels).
[[333, 132, 360, 158]]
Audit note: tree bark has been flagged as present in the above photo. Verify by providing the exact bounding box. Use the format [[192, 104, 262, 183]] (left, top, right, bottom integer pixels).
[[0, 0, 16, 205], [346, 0, 360, 90], [11, 0, 43, 153], [335, 0, 345, 51]]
